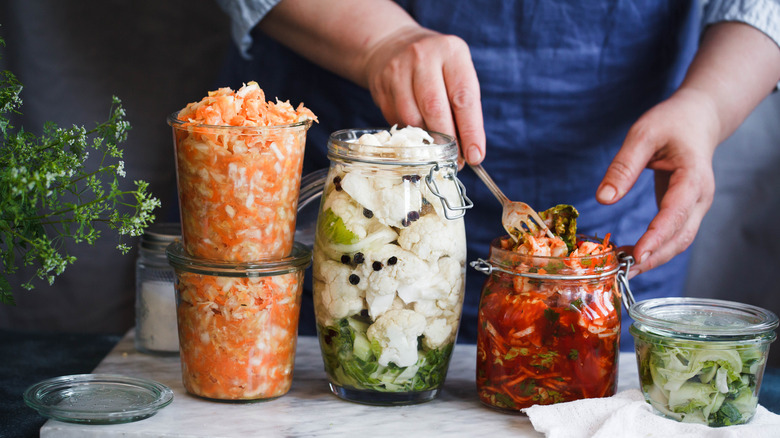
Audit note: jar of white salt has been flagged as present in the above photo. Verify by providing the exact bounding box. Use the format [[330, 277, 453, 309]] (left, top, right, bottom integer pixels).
[[135, 222, 181, 355]]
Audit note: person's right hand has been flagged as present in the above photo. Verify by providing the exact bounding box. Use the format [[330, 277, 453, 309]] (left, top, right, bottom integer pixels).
[[362, 26, 486, 167]]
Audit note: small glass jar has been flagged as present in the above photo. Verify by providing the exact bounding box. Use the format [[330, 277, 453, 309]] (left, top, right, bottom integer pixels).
[[312, 128, 472, 405], [135, 222, 181, 355], [166, 240, 311, 402], [472, 235, 622, 412], [630, 297, 778, 426]]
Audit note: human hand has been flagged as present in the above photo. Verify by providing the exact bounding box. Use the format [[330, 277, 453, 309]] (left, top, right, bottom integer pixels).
[[596, 88, 720, 278], [362, 26, 486, 166]]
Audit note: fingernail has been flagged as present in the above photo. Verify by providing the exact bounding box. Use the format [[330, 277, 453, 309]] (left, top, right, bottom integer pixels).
[[598, 184, 617, 202], [466, 146, 482, 164], [638, 252, 651, 264]]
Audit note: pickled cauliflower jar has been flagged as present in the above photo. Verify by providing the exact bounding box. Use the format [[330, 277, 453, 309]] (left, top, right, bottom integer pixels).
[[312, 127, 472, 405], [167, 241, 311, 401], [168, 82, 316, 261], [473, 216, 622, 412]]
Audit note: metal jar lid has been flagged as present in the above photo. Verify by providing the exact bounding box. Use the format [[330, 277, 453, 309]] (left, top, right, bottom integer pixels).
[[166, 241, 311, 277], [630, 297, 779, 341], [140, 223, 181, 252]]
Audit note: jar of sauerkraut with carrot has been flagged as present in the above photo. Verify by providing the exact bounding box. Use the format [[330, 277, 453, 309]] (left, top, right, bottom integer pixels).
[[168, 82, 316, 262], [166, 241, 311, 401], [471, 205, 624, 412]]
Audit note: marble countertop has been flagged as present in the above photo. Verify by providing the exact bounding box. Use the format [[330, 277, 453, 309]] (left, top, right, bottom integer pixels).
[[40, 331, 640, 437]]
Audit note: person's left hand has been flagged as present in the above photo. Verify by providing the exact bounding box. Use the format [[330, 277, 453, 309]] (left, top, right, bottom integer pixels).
[[596, 88, 721, 277]]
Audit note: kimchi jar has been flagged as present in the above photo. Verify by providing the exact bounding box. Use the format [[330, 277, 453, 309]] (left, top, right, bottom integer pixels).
[[166, 241, 311, 401], [473, 235, 621, 412]]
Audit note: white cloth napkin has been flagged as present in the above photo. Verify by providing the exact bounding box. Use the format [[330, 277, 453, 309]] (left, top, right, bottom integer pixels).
[[523, 389, 780, 438]]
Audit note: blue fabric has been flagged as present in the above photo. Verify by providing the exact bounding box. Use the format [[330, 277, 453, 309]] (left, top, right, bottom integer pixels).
[[218, 0, 700, 349]]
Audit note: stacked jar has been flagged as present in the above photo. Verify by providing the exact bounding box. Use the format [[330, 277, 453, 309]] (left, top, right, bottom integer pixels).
[[165, 82, 314, 401], [311, 127, 473, 405]]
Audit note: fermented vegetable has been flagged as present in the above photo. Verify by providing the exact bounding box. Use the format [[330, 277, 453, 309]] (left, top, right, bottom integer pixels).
[[632, 330, 767, 426], [476, 205, 620, 410], [169, 82, 316, 261]]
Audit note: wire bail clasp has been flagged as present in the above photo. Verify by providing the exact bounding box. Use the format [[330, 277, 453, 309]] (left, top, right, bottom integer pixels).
[[617, 252, 636, 312], [425, 162, 473, 220]]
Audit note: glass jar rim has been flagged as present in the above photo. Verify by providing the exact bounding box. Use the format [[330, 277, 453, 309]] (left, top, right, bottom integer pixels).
[[484, 234, 619, 279], [327, 128, 458, 165], [167, 111, 312, 132], [140, 222, 181, 251], [166, 241, 311, 277], [629, 297, 779, 340]]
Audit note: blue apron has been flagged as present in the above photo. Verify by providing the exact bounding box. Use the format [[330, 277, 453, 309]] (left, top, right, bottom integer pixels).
[[220, 0, 700, 349]]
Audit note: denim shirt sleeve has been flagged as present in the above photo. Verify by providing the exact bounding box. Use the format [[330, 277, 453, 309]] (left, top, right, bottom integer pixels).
[[702, 0, 780, 88], [216, 0, 282, 59]]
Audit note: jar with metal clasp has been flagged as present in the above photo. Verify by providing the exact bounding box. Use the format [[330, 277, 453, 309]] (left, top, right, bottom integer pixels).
[[471, 236, 634, 411], [309, 127, 473, 405]]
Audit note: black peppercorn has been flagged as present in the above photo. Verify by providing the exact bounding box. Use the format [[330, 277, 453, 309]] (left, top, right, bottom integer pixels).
[[372, 261, 383, 271], [348, 274, 360, 285], [363, 208, 374, 218], [387, 256, 398, 265], [341, 255, 351, 264], [353, 252, 365, 264]]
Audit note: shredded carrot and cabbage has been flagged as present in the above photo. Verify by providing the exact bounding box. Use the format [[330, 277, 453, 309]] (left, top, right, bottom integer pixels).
[[176, 271, 304, 400], [172, 82, 317, 261]]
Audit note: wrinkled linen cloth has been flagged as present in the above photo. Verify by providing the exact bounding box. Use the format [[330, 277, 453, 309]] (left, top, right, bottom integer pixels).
[[523, 389, 780, 438]]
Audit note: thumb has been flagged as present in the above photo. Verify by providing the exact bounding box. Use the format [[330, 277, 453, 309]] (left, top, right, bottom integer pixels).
[[597, 123, 659, 205]]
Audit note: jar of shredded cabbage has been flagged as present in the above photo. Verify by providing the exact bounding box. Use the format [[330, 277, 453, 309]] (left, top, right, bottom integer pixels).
[[312, 127, 472, 405], [166, 241, 311, 401], [630, 297, 778, 426]]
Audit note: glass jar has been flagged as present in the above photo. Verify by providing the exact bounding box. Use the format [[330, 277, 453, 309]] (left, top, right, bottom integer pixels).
[[166, 240, 311, 401], [472, 235, 623, 412], [630, 297, 778, 426], [312, 128, 472, 405], [168, 114, 312, 262], [135, 222, 181, 355]]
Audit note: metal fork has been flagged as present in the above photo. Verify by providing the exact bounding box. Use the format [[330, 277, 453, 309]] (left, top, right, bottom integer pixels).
[[469, 163, 554, 241]]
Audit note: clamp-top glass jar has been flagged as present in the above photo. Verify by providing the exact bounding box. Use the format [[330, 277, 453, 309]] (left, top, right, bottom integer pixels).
[[472, 235, 625, 412], [312, 127, 472, 405], [135, 222, 181, 355]]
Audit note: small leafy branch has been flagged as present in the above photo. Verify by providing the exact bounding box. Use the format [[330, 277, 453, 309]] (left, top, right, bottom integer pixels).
[[0, 38, 160, 304]]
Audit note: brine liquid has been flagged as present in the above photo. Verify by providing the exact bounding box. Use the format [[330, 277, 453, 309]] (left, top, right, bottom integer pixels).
[[476, 272, 619, 411]]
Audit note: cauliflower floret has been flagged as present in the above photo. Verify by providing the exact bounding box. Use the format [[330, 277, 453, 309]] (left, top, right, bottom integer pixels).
[[398, 214, 466, 262], [357, 126, 434, 148], [362, 244, 428, 319], [340, 170, 423, 228], [432, 256, 465, 309], [395, 255, 464, 310], [367, 309, 426, 367], [321, 188, 374, 240], [422, 317, 456, 350], [312, 259, 365, 325]]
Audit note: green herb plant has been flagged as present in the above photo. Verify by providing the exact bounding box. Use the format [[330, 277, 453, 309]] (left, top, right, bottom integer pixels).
[[0, 37, 160, 304]]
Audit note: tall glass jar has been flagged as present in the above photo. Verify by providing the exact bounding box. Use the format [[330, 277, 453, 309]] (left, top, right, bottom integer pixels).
[[472, 235, 622, 412], [135, 222, 181, 355], [312, 128, 472, 405]]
